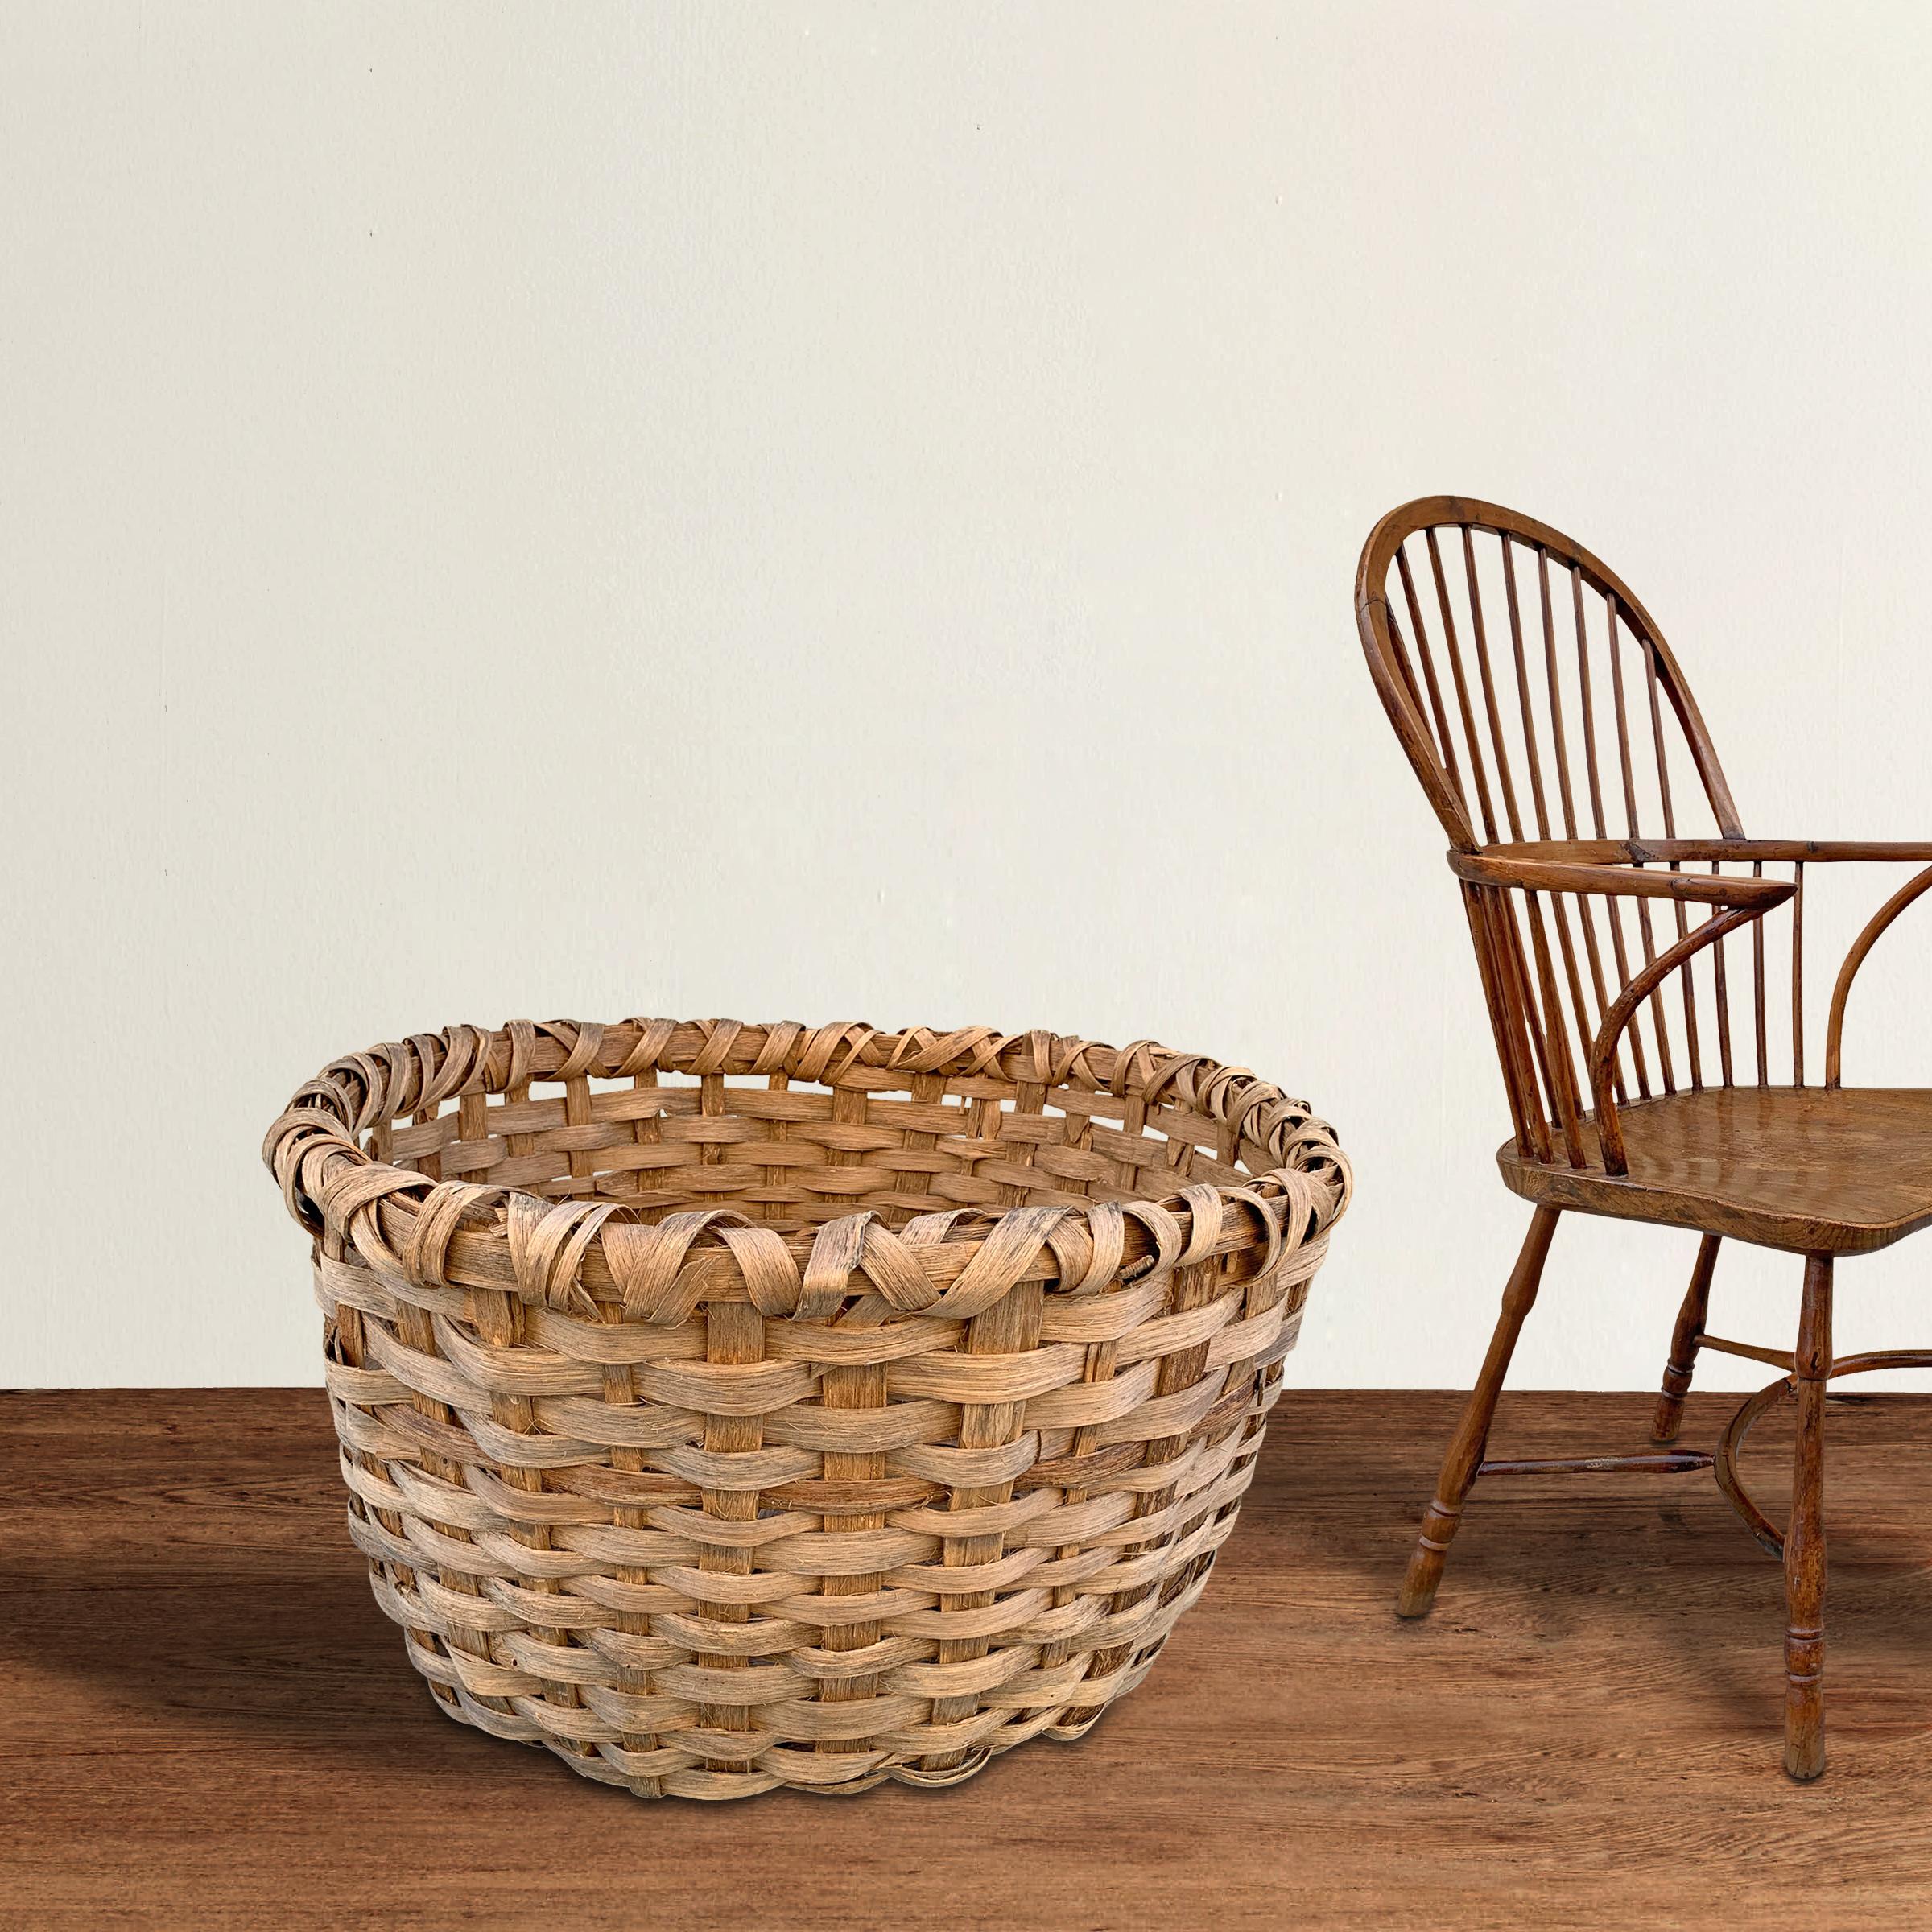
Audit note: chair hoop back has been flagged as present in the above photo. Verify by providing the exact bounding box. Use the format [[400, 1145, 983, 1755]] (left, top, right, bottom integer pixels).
[[1355, 496, 1741, 854]]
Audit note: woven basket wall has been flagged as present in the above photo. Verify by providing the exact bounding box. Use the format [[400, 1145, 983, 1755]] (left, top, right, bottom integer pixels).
[[264, 1018, 1351, 1800]]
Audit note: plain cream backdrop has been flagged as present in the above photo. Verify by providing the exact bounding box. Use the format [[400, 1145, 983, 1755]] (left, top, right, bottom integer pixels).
[[6, 3, 1931, 1389]]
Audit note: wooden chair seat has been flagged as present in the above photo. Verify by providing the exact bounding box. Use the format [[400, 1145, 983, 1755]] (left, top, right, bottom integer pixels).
[[1498, 1086, 1932, 1254]]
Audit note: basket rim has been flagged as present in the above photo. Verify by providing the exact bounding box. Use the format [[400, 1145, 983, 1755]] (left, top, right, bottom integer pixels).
[[264, 1017, 1351, 1326]]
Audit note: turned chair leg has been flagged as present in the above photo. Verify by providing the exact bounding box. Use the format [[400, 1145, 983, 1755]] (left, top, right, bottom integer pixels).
[[1652, 1233, 1722, 1443], [1397, 1205, 1561, 1620], [1784, 1253, 1832, 1781]]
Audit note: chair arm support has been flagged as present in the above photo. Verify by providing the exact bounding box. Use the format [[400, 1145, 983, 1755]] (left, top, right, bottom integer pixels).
[[1448, 850, 1796, 910], [1824, 862, 1932, 1088], [1588, 902, 1777, 1176]]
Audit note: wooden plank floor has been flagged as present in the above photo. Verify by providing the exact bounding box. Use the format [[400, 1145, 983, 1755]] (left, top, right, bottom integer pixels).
[[2, 1389, 1927, 1929]]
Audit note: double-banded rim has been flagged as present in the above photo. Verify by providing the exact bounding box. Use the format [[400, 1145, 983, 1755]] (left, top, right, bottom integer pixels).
[[264, 1018, 1351, 1327]]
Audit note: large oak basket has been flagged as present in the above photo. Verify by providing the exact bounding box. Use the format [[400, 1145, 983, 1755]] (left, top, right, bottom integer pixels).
[[263, 1018, 1350, 1799]]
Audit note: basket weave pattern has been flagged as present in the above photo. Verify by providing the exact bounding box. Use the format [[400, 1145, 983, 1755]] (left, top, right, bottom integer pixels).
[[265, 1018, 1350, 1800]]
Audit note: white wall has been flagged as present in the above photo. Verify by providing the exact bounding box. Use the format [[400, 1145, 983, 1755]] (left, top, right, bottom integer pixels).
[[6, 2, 1932, 1389]]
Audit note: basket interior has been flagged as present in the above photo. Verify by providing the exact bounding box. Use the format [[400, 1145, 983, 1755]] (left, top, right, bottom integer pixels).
[[366, 1023, 1292, 1233]]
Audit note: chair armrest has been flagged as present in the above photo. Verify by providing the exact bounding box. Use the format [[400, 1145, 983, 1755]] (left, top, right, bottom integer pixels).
[[1652, 838, 1932, 865], [1825, 862, 1932, 1087], [1452, 840, 1928, 1160], [1448, 850, 1796, 910], [1495, 837, 1932, 866]]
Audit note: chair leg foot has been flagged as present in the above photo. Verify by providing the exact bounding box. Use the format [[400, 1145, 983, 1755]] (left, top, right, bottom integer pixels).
[[1783, 1254, 1831, 1782], [1397, 1207, 1560, 1620], [1397, 1508, 1456, 1618], [1653, 1234, 1721, 1444], [1785, 1667, 1827, 1782]]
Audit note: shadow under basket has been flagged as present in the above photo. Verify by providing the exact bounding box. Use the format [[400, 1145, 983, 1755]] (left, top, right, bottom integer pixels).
[[264, 1018, 1351, 1800]]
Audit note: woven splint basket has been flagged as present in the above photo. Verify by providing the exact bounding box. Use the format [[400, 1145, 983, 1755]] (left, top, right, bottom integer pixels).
[[264, 1018, 1350, 1799]]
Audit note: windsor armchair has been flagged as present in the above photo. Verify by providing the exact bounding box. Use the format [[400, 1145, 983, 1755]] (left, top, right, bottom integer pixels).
[[1356, 496, 1932, 1781]]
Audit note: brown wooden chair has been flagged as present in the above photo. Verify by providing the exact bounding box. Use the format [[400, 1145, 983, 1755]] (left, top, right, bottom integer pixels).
[[1355, 495, 1932, 1781]]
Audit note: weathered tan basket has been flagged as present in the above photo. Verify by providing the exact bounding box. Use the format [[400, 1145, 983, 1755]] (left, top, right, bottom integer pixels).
[[264, 1018, 1350, 1800]]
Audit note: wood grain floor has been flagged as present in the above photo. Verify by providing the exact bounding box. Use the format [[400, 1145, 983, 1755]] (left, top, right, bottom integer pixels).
[[2, 1388, 1927, 1929]]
